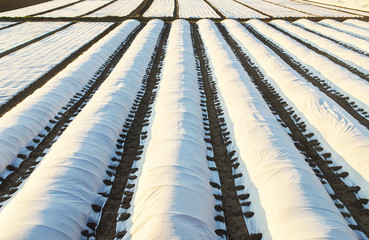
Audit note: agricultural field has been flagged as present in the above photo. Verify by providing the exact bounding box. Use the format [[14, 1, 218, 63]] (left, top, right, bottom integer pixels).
[[0, 0, 369, 240], [1, 0, 369, 18]]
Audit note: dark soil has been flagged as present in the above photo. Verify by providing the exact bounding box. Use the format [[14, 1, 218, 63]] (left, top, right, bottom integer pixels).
[[174, 0, 179, 18], [217, 22, 369, 237], [0, 23, 144, 207], [128, 0, 155, 17], [0, 0, 51, 13], [191, 23, 253, 240], [95, 23, 170, 239]]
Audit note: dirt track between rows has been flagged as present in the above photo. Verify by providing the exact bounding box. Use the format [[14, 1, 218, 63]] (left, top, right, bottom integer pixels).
[[94, 23, 170, 240]]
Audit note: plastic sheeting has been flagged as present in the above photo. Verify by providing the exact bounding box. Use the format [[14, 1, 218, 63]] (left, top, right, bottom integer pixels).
[[88, 0, 145, 17], [0, 22, 16, 28], [143, 0, 175, 17], [0, 19, 163, 239], [237, 0, 308, 18], [294, 19, 369, 55], [0, 20, 139, 177], [306, 0, 369, 12], [199, 19, 357, 239], [0, 0, 79, 17], [0, 22, 69, 53], [230, 18, 369, 208], [269, 0, 355, 17], [320, 19, 369, 41], [271, 20, 369, 76], [126, 19, 219, 240], [177, 0, 220, 18], [247, 20, 369, 120], [344, 19, 369, 31], [40, 0, 111, 17], [206, 0, 267, 18], [0, 22, 112, 106]]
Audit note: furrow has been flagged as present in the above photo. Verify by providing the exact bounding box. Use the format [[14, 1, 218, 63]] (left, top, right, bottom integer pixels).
[[192, 22, 255, 240], [94, 22, 170, 239]]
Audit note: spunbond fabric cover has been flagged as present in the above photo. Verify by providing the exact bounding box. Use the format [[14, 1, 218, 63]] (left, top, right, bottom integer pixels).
[[243, 19, 369, 200], [0, 20, 139, 176], [127, 19, 219, 240], [247, 19, 369, 116], [0, 20, 163, 240], [198, 19, 357, 239]]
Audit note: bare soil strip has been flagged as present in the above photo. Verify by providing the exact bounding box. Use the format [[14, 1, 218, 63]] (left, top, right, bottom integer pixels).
[[0, 23, 119, 118], [0, 22, 75, 58], [244, 24, 369, 130], [128, 0, 155, 17], [232, 0, 273, 18], [94, 23, 170, 240], [174, 0, 179, 18], [217, 22, 369, 237], [0, 0, 51, 13], [0, 23, 145, 208], [269, 23, 369, 83], [31, 0, 84, 17], [192, 23, 258, 240], [201, 0, 226, 19], [294, 23, 369, 56], [80, 0, 119, 17]]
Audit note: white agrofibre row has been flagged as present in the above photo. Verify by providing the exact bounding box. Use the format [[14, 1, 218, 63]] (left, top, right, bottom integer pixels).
[[294, 19, 369, 55], [206, 0, 266, 18], [122, 20, 219, 239], [305, 0, 369, 12], [88, 0, 145, 17], [237, 0, 309, 18], [143, 0, 175, 17], [40, 0, 111, 17], [271, 20, 369, 77], [247, 20, 369, 124], [320, 19, 369, 41], [198, 19, 356, 240], [0, 19, 163, 240], [0, 20, 139, 181], [0, 22, 16, 28], [0, 22, 112, 106], [272, 0, 359, 17], [0, 0, 79, 17], [178, 0, 220, 18], [233, 19, 369, 204], [345, 19, 369, 31], [0, 22, 68, 53]]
